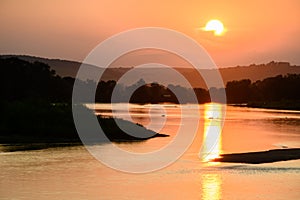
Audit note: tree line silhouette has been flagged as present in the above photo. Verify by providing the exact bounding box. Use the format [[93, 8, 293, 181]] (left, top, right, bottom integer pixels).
[[225, 74, 300, 109], [1, 57, 300, 143], [1, 57, 300, 105]]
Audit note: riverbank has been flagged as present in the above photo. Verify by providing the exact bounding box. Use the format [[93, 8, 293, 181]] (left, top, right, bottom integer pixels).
[[0, 142, 83, 152], [0, 101, 168, 146]]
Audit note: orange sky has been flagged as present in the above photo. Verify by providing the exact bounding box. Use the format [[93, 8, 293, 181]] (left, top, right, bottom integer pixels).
[[0, 0, 300, 67]]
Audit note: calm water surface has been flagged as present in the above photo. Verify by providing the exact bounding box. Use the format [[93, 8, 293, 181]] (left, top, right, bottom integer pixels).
[[1, 103, 300, 199]]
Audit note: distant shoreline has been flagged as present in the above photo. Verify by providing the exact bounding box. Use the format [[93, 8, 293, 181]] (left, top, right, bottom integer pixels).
[[230, 101, 300, 111]]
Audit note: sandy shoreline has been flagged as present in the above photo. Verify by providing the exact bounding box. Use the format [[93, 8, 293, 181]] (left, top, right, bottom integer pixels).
[[212, 148, 300, 164]]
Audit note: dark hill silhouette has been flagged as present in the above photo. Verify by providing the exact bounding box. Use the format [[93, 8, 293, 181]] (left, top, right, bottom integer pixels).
[[1, 55, 300, 88], [0, 54, 93, 78]]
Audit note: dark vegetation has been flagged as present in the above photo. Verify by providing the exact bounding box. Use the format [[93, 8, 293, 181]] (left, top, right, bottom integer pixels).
[[0, 58, 74, 102], [0, 58, 167, 144], [2, 57, 298, 106], [226, 75, 300, 109], [0, 57, 299, 144]]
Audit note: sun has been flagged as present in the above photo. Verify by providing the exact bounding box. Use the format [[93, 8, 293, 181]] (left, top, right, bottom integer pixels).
[[203, 19, 225, 36]]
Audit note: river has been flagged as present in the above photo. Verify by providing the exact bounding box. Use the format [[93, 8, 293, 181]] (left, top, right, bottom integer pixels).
[[1, 103, 300, 199]]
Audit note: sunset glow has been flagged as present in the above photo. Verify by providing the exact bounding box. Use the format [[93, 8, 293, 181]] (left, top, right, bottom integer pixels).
[[0, 1, 299, 66]]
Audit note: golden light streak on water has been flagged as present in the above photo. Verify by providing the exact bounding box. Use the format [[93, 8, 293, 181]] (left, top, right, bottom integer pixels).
[[199, 103, 223, 162], [201, 173, 222, 200]]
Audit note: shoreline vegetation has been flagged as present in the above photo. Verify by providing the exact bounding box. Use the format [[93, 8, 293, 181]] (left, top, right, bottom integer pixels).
[[1, 57, 299, 107], [0, 102, 168, 147], [212, 148, 300, 164], [0, 57, 299, 150]]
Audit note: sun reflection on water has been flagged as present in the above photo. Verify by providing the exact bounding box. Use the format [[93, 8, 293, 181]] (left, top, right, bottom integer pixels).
[[199, 103, 224, 162], [201, 173, 222, 200]]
